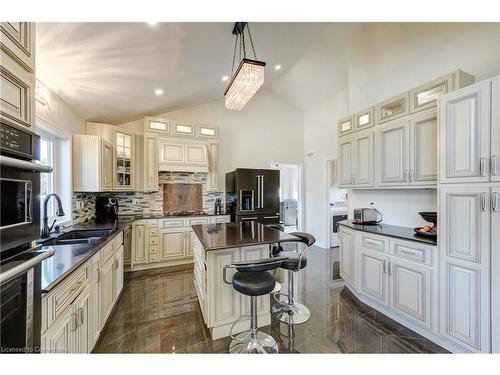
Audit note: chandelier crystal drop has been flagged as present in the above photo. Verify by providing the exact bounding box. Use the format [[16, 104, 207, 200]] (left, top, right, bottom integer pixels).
[[224, 22, 266, 111]]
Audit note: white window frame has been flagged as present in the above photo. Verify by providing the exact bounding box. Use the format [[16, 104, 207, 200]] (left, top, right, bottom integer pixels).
[[36, 118, 72, 227]]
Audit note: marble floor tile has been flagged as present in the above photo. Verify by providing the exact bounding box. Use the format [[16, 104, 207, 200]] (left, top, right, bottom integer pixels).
[[94, 246, 448, 354]]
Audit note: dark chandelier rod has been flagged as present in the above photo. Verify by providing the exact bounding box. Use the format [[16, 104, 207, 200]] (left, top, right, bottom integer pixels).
[[229, 22, 258, 77]]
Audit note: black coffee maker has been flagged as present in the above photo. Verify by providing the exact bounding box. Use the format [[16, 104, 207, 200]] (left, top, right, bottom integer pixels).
[[95, 196, 119, 223]]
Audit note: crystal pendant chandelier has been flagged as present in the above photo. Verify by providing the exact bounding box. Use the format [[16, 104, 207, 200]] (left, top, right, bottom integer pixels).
[[224, 22, 266, 111]]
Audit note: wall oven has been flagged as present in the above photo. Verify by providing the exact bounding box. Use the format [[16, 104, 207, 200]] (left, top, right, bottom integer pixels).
[[0, 122, 53, 353]]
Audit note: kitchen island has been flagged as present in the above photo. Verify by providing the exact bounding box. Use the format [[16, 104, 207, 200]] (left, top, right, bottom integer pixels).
[[191, 222, 300, 339]]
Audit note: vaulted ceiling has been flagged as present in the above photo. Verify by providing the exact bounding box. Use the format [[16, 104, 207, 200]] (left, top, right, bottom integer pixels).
[[36, 22, 343, 124]]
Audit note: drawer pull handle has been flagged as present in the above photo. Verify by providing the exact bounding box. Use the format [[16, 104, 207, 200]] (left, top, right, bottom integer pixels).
[[70, 313, 78, 331], [399, 249, 419, 256], [77, 307, 84, 326], [364, 239, 381, 246]]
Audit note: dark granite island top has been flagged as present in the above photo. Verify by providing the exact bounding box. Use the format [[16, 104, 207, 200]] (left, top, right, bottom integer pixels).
[[192, 222, 301, 251], [338, 220, 437, 246]]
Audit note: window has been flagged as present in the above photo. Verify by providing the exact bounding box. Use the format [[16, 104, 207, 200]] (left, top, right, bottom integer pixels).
[[36, 120, 72, 227], [39, 136, 55, 218]]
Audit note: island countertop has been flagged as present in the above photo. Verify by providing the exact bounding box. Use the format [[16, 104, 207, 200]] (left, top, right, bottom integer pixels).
[[192, 222, 301, 251]]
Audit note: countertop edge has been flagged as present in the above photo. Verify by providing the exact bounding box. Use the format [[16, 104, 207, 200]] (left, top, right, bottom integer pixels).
[[337, 221, 437, 246]]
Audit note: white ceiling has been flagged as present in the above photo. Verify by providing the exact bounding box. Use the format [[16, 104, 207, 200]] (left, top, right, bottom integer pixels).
[[36, 22, 330, 124]]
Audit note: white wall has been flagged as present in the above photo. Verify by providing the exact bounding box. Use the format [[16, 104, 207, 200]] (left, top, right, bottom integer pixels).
[[157, 88, 304, 190], [36, 87, 85, 135], [301, 23, 500, 247]]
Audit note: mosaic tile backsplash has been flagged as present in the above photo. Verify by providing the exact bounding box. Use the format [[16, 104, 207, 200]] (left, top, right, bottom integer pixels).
[[72, 172, 225, 223]]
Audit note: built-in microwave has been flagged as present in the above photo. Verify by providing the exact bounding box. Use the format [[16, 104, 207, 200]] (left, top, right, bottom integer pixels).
[[1, 178, 33, 230]]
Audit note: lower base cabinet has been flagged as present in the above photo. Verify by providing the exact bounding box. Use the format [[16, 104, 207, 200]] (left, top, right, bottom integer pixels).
[[339, 227, 440, 349], [131, 215, 230, 271], [41, 232, 124, 353]]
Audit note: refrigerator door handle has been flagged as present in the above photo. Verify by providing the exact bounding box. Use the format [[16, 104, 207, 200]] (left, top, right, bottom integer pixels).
[[256, 175, 261, 209], [262, 174, 264, 209]]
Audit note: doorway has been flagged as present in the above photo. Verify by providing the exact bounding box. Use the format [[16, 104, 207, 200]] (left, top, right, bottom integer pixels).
[[270, 162, 302, 232]]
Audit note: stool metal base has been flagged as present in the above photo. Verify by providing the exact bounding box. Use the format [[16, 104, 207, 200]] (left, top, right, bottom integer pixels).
[[229, 331, 279, 354], [272, 299, 311, 325]]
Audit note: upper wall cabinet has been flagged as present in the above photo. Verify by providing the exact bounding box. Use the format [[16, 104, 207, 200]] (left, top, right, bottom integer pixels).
[[354, 107, 375, 131], [376, 93, 410, 124], [158, 139, 209, 173], [86, 122, 136, 191], [0, 22, 35, 71], [439, 80, 491, 184], [73, 135, 113, 192], [338, 115, 355, 137], [0, 22, 35, 129], [338, 131, 375, 188], [197, 125, 218, 139], [172, 121, 195, 137], [492, 77, 500, 183], [145, 117, 170, 133], [410, 71, 474, 113]]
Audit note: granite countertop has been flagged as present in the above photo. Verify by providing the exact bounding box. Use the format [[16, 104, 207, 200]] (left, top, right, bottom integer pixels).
[[337, 220, 437, 246], [192, 222, 301, 251], [38, 219, 132, 293], [116, 213, 230, 220]]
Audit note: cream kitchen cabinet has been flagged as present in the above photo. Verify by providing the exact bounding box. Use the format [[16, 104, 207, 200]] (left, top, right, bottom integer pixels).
[[358, 248, 389, 305], [338, 130, 375, 188], [377, 120, 409, 186], [0, 22, 35, 71], [0, 49, 35, 129], [409, 70, 474, 113], [439, 80, 491, 183], [377, 110, 437, 187], [439, 185, 492, 353], [89, 253, 101, 350], [338, 135, 354, 187], [144, 133, 159, 191], [114, 245, 124, 299], [492, 187, 500, 353], [207, 141, 219, 190], [158, 138, 209, 173], [74, 286, 90, 354], [338, 115, 355, 136], [376, 92, 410, 124], [490, 77, 499, 182], [132, 221, 148, 266], [41, 304, 76, 353], [72, 135, 113, 192], [339, 226, 355, 286], [159, 228, 186, 261], [99, 255, 115, 325], [354, 107, 375, 131]]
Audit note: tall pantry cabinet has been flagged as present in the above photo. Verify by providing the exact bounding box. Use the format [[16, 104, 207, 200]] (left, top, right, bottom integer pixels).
[[438, 76, 500, 353]]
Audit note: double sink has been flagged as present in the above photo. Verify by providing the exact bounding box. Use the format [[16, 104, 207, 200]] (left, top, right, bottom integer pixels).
[[41, 229, 113, 246]]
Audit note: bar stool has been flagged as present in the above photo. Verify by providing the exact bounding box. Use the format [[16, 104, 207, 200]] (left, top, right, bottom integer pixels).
[[223, 256, 289, 354], [271, 232, 316, 325]]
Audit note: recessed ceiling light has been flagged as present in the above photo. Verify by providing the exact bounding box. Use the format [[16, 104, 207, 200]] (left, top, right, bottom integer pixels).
[[155, 89, 164, 95], [147, 21, 158, 26], [222, 76, 229, 82], [274, 64, 282, 71]]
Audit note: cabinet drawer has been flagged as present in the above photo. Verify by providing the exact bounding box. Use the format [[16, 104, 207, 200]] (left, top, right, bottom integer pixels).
[[149, 253, 159, 262], [149, 245, 158, 254], [146, 219, 158, 227], [358, 233, 389, 253], [213, 216, 231, 224], [44, 265, 89, 329], [188, 218, 210, 226], [148, 236, 158, 245], [161, 219, 185, 228], [148, 228, 158, 237], [100, 242, 114, 263], [391, 240, 433, 266]]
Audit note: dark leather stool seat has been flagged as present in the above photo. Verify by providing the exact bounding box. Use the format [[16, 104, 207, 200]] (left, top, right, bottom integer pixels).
[[267, 224, 285, 232], [280, 256, 307, 271], [290, 232, 316, 247], [233, 271, 276, 296]]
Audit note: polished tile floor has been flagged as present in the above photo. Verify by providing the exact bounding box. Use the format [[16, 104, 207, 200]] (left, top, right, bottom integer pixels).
[[94, 246, 448, 354]]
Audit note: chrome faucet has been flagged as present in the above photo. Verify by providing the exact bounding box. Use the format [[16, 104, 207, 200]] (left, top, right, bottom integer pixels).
[[40, 193, 65, 238]]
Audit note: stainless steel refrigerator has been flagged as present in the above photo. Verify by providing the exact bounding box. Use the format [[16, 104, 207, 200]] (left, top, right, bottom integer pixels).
[[226, 168, 280, 224]]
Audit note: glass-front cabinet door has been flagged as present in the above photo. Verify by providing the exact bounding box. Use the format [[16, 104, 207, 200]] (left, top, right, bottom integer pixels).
[[114, 131, 134, 190]]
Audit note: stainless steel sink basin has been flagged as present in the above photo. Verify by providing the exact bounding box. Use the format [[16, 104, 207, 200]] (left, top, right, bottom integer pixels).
[[42, 229, 112, 245]]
